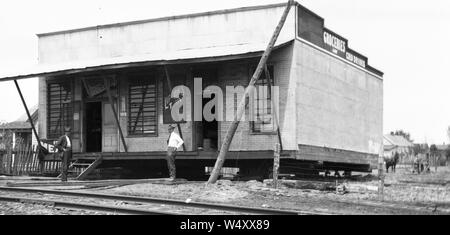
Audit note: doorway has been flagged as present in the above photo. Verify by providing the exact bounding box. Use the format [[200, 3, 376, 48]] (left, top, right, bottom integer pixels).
[[202, 95, 218, 150], [85, 102, 102, 152], [193, 67, 219, 151]]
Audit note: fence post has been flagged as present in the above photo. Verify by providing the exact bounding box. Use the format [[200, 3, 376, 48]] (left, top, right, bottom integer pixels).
[[273, 143, 281, 189], [435, 155, 438, 172], [0, 151, 3, 174], [378, 155, 385, 201], [0, 152, 2, 174]]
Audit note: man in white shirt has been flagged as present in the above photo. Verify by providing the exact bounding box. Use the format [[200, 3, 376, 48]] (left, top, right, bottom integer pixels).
[[55, 126, 72, 182], [166, 124, 184, 180]]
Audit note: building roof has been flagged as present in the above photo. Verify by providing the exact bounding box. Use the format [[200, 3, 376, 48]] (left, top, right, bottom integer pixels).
[[436, 145, 449, 151], [0, 107, 38, 131], [0, 3, 294, 82], [36, 2, 289, 38], [383, 144, 397, 151], [383, 134, 414, 147], [0, 121, 31, 130], [0, 41, 289, 82], [0, 1, 382, 82], [15, 104, 38, 122]]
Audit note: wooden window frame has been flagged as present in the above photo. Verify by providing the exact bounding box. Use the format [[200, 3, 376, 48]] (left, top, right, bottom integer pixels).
[[250, 65, 277, 135], [47, 79, 73, 140], [127, 73, 159, 137]]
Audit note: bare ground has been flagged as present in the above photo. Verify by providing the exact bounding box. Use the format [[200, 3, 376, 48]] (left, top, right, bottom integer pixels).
[[92, 166, 449, 214], [0, 166, 449, 215]]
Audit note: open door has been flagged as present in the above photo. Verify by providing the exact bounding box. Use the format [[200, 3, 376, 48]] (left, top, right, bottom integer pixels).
[[85, 101, 102, 152], [102, 101, 118, 152], [193, 67, 218, 151]]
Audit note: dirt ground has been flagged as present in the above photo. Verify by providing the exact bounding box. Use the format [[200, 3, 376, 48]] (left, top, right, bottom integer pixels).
[[92, 166, 449, 215], [0, 166, 448, 215]]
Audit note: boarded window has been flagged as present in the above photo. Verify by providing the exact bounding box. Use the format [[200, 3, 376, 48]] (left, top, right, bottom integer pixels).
[[47, 81, 72, 139], [251, 66, 275, 133], [128, 75, 158, 136]]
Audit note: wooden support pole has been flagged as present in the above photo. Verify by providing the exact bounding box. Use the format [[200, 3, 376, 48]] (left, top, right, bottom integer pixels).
[[265, 65, 283, 151], [273, 143, 281, 189], [435, 154, 438, 172], [207, 0, 294, 185], [14, 80, 46, 174], [164, 65, 186, 151], [378, 155, 384, 201], [13, 80, 42, 149], [103, 77, 128, 152]]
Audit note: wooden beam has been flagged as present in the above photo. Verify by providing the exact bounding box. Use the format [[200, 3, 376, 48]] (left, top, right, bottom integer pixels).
[[265, 65, 283, 151], [164, 65, 186, 151], [0, 45, 305, 83], [103, 77, 128, 152], [6, 178, 186, 187], [76, 156, 103, 180], [13, 80, 46, 173], [132, 84, 149, 133], [273, 143, 281, 188], [13, 80, 42, 150], [207, 0, 294, 184]]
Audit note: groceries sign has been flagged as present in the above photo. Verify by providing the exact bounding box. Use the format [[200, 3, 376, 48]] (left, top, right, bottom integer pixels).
[[323, 28, 367, 68], [297, 5, 368, 69]]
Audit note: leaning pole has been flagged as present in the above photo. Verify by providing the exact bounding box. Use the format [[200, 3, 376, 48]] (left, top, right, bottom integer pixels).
[[207, 0, 294, 184]]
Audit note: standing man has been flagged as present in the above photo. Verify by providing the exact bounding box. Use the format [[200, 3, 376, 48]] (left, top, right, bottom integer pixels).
[[166, 125, 184, 180], [55, 127, 72, 182]]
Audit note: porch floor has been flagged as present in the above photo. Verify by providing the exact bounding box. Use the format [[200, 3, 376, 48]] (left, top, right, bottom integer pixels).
[[69, 151, 293, 160]]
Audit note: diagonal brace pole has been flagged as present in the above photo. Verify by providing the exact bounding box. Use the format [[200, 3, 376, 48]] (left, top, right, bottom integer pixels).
[[13, 80, 42, 150], [207, 0, 294, 184], [104, 77, 128, 152], [14, 80, 45, 173]]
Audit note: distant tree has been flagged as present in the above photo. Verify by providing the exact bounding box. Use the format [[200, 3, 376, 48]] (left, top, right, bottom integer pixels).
[[0, 130, 13, 151], [412, 145, 420, 156], [445, 146, 450, 161], [391, 130, 413, 142], [413, 143, 429, 156], [430, 144, 438, 156]]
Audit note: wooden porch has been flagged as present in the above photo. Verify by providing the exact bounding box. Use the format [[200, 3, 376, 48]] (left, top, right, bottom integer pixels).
[[42, 150, 294, 161]]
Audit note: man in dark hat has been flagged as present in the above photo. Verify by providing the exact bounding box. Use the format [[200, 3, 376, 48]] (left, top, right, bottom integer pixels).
[[55, 126, 72, 182], [166, 124, 184, 180]]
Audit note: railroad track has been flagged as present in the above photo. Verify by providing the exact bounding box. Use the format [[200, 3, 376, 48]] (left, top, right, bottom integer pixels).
[[0, 195, 173, 215], [0, 186, 322, 215]]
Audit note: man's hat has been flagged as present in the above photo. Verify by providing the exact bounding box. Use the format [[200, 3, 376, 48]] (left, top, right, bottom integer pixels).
[[64, 126, 72, 132], [168, 124, 175, 130]]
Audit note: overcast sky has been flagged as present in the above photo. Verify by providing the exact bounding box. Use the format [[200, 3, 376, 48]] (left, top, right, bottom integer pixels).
[[0, 0, 449, 144]]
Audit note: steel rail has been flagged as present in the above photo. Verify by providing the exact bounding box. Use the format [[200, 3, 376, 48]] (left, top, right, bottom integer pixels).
[[0, 186, 319, 215], [0, 195, 177, 215]]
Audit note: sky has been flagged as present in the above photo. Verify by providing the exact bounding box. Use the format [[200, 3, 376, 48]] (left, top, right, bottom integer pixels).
[[0, 0, 449, 144]]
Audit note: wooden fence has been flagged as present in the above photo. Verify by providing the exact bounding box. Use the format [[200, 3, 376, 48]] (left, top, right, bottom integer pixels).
[[0, 144, 61, 176]]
